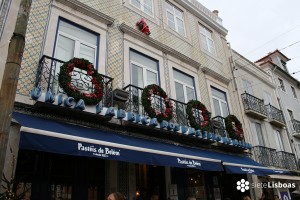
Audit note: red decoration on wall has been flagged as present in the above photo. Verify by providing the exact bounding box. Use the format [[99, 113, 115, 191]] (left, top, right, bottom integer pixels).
[[136, 18, 151, 35]]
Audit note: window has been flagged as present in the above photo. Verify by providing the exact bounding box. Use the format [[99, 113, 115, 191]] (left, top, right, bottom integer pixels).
[[278, 78, 285, 91], [211, 87, 229, 117], [53, 20, 99, 93], [281, 60, 287, 71], [291, 86, 298, 99], [263, 91, 272, 105], [250, 122, 264, 146], [131, 0, 153, 16], [274, 130, 284, 151], [130, 50, 158, 88], [166, 2, 185, 36], [173, 69, 195, 103], [199, 25, 216, 54], [288, 109, 294, 120], [242, 79, 253, 95]]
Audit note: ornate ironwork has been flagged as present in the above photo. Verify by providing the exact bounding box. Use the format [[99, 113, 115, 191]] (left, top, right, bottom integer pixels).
[[241, 93, 267, 116], [292, 119, 300, 133], [211, 116, 227, 137], [34, 55, 113, 107], [266, 104, 285, 124], [251, 146, 277, 167], [276, 151, 298, 170]]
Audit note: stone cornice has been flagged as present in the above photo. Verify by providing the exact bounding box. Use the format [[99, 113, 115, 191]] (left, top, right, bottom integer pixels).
[[201, 66, 230, 84], [119, 23, 201, 69], [55, 0, 115, 25]]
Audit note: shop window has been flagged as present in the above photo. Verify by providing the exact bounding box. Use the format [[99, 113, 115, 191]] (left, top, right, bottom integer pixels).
[[53, 19, 99, 94], [131, 0, 154, 16], [211, 87, 229, 117], [199, 25, 216, 55], [166, 2, 185, 36]]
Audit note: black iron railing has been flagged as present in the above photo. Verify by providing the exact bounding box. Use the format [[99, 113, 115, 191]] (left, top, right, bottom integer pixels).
[[292, 119, 300, 133], [34, 55, 113, 107], [251, 146, 277, 167], [251, 146, 298, 170], [266, 104, 285, 125], [123, 84, 228, 137], [241, 93, 267, 116], [276, 151, 298, 170]]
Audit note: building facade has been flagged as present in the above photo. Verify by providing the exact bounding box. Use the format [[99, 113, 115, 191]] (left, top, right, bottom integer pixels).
[[1, 0, 297, 200]]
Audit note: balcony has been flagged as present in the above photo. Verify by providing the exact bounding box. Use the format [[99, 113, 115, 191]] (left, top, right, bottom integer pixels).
[[251, 146, 298, 170], [291, 119, 300, 138], [241, 93, 268, 119], [266, 104, 286, 127], [33, 55, 113, 107], [123, 84, 228, 138]]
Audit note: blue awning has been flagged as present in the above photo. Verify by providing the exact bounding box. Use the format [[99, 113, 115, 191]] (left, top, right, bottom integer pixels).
[[13, 112, 290, 175]]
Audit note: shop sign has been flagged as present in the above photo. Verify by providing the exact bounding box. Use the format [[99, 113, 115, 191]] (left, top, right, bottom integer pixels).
[[78, 142, 121, 158]]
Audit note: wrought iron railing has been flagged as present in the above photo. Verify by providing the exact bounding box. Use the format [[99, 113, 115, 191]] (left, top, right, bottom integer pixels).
[[241, 93, 267, 116], [251, 146, 277, 167], [276, 151, 298, 170], [123, 84, 228, 137], [292, 119, 300, 133], [34, 55, 113, 107], [266, 104, 285, 125]]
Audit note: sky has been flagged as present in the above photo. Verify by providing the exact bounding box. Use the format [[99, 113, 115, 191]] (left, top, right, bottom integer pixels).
[[199, 0, 300, 81]]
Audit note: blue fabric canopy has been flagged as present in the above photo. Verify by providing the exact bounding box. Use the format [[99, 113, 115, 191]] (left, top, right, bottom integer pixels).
[[13, 112, 289, 175]]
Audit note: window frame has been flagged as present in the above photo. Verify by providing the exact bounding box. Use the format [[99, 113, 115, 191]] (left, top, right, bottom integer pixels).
[[130, 0, 154, 17], [278, 78, 285, 92], [166, 2, 186, 36], [129, 50, 159, 88], [251, 121, 265, 146], [173, 69, 196, 103], [199, 24, 216, 55], [291, 86, 298, 99], [211, 87, 229, 117]]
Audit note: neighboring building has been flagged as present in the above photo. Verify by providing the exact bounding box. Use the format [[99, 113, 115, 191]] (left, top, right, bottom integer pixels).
[[232, 50, 299, 199], [255, 50, 300, 165], [1, 0, 296, 200]]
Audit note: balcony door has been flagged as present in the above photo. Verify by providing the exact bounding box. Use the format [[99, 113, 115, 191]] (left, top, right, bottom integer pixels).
[[53, 20, 98, 94], [250, 122, 265, 146], [211, 87, 229, 117], [274, 130, 284, 152]]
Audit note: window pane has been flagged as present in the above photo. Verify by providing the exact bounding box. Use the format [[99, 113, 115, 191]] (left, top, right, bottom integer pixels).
[[167, 12, 175, 30], [79, 44, 95, 64], [132, 0, 141, 8], [274, 130, 284, 151], [144, 0, 152, 14], [130, 51, 157, 71], [221, 102, 229, 117], [56, 35, 75, 62], [175, 82, 185, 102], [212, 88, 226, 101], [146, 70, 157, 86], [255, 123, 264, 146], [176, 18, 185, 35], [131, 64, 144, 88], [174, 8, 183, 18], [186, 87, 195, 101], [166, 3, 174, 12], [213, 98, 221, 116], [173, 70, 193, 86], [208, 39, 215, 54], [59, 21, 97, 45], [200, 34, 208, 51]]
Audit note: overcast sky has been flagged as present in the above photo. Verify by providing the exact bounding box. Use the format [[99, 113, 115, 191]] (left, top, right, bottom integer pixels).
[[199, 0, 300, 81]]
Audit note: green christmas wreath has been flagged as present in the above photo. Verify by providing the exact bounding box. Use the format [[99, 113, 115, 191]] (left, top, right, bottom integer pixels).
[[225, 114, 244, 141], [58, 58, 104, 105], [186, 100, 211, 131], [141, 84, 173, 122]]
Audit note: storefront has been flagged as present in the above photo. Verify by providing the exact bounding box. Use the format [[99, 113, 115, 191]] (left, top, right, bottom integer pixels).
[[13, 112, 290, 200]]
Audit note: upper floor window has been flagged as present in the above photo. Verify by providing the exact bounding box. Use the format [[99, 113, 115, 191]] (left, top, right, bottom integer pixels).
[[281, 60, 287, 71], [55, 20, 98, 64], [173, 69, 195, 103], [291, 86, 298, 99], [131, 0, 153, 16], [250, 122, 264, 146], [274, 130, 284, 151], [242, 79, 253, 95], [278, 78, 285, 92], [130, 50, 158, 88], [199, 25, 216, 55], [211, 87, 229, 117], [166, 2, 185, 36], [263, 91, 272, 105]]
